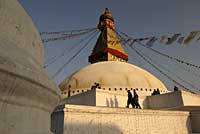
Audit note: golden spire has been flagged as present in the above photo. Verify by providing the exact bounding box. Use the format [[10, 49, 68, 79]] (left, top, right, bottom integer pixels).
[[88, 8, 128, 63]]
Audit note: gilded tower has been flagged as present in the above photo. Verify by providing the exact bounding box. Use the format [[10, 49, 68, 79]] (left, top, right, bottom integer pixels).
[[88, 8, 128, 63]]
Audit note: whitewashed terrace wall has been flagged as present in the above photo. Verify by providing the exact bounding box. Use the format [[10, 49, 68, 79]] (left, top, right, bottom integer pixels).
[[51, 104, 191, 134]]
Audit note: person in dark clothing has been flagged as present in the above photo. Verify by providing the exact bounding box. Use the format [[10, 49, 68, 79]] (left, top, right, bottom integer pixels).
[[91, 82, 98, 90], [133, 89, 141, 109], [152, 89, 157, 96], [174, 86, 179, 91], [91, 82, 101, 90], [152, 89, 160, 95], [156, 88, 160, 95], [67, 90, 71, 97], [91, 84, 96, 90], [126, 90, 134, 108], [95, 83, 101, 89], [68, 85, 71, 97]]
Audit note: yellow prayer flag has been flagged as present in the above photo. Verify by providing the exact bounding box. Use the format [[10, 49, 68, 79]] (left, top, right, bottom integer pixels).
[[184, 31, 200, 44]]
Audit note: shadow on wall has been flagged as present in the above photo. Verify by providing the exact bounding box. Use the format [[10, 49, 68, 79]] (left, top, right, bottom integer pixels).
[[186, 117, 192, 133], [51, 111, 64, 134], [106, 95, 119, 108], [51, 111, 123, 134], [64, 122, 123, 134], [142, 97, 148, 109]]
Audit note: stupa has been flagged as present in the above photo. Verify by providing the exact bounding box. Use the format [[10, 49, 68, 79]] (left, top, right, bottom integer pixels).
[[1, 1, 200, 133], [0, 0, 60, 133], [59, 8, 168, 108], [52, 8, 200, 134]]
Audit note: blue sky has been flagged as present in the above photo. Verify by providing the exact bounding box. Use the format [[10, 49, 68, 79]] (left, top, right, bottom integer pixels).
[[19, 0, 200, 93]]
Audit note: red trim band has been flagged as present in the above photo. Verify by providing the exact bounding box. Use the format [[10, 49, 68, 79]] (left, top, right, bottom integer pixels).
[[89, 48, 128, 62], [103, 48, 128, 60]]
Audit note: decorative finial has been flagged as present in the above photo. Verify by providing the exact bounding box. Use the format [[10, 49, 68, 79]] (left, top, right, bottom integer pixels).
[[104, 8, 110, 14], [98, 8, 115, 30]]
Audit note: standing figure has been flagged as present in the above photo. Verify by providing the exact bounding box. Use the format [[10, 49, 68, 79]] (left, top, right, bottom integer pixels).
[[126, 90, 134, 108], [133, 89, 141, 109], [91, 82, 97, 90], [174, 86, 179, 91], [156, 88, 160, 95], [152, 89, 156, 96], [68, 85, 71, 97], [96, 82, 101, 89], [91, 82, 101, 90]]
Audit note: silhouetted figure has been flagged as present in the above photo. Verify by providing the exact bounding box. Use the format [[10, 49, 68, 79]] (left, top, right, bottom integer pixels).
[[68, 90, 71, 97], [95, 82, 101, 89], [174, 86, 179, 91], [91, 82, 101, 90], [68, 85, 71, 97], [152, 89, 157, 96], [156, 88, 160, 95], [152, 89, 160, 96], [133, 89, 141, 109], [91, 85, 96, 90], [91, 82, 97, 90], [126, 90, 134, 108]]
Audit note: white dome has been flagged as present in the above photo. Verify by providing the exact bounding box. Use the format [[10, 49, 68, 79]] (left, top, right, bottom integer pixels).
[[60, 61, 168, 96]]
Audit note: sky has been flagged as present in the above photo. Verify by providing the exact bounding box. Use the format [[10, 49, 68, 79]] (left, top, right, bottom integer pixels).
[[19, 0, 200, 93]]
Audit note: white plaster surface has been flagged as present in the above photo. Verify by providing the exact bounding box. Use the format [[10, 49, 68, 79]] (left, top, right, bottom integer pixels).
[[147, 91, 200, 110], [61, 89, 148, 108], [190, 111, 200, 133], [59, 61, 168, 98], [59, 90, 200, 133], [61, 89, 96, 106], [0, 0, 60, 133], [52, 104, 191, 134], [147, 91, 200, 133]]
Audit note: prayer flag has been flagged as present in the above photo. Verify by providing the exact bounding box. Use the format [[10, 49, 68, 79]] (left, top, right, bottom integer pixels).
[[184, 31, 200, 44], [143, 37, 151, 40], [196, 36, 200, 42], [166, 33, 181, 45], [120, 38, 131, 45], [177, 36, 184, 44], [129, 39, 137, 46], [138, 38, 144, 41], [146, 37, 157, 47], [160, 35, 168, 44]]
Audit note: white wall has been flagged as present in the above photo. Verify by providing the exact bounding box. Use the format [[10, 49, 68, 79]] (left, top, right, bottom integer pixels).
[[52, 104, 191, 134], [62, 89, 149, 109]]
